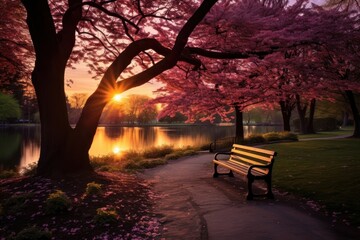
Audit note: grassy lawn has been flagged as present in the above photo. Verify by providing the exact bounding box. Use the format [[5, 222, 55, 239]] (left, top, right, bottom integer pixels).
[[297, 127, 354, 139], [263, 138, 360, 226]]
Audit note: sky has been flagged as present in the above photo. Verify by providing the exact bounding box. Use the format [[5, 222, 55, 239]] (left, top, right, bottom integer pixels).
[[65, 64, 160, 98], [65, 0, 326, 98]]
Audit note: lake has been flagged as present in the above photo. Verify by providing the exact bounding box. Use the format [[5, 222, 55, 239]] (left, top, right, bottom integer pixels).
[[0, 125, 282, 172]]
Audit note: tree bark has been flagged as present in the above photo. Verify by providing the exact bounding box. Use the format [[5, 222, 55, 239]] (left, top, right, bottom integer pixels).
[[296, 94, 308, 134], [342, 111, 349, 127], [306, 98, 316, 134], [234, 105, 244, 143], [345, 90, 360, 138], [279, 100, 294, 131]]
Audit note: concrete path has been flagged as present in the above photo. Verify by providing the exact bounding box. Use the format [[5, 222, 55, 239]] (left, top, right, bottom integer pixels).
[[140, 153, 358, 240]]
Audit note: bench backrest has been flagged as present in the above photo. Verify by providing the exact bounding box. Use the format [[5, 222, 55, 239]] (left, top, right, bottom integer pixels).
[[230, 144, 277, 174]]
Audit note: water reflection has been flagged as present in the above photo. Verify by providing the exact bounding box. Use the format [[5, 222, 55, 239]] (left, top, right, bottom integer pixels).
[[0, 125, 282, 171], [0, 126, 41, 172], [90, 126, 234, 156]]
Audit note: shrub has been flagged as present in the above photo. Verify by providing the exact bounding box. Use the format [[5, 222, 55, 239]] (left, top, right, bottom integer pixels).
[[85, 182, 102, 196], [0, 170, 19, 179], [94, 208, 119, 225], [244, 134, 266, 144], [143, 145, 173, 158], [262, 132, 282, 142], [138, 158, 167, 169], [90, 155, 115, 169], [3, 193, 32, 214], [279, 131, 298, 141], [13, 226, 51, 240], [122, 150, 142, 160], [123, 159, 142, 170], [45, 190, 71, 214]]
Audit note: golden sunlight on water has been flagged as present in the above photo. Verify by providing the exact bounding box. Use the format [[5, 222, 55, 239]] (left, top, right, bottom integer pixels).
[[88, 126, 219, 157]]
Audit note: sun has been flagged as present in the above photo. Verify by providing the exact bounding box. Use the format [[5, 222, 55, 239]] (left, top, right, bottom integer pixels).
[[112, 93, 122, 102]]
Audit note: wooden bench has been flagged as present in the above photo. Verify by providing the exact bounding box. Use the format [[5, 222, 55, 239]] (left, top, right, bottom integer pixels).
[[213, 144, 277, 200]]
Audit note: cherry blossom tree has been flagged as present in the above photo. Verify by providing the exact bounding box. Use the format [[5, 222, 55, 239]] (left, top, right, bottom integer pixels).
[[155, 0, 360, 137], [19, 0, 223, 176], [323, 0, 360, 137]]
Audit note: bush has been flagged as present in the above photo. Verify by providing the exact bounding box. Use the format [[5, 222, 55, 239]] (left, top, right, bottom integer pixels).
[[122, 150, 142, 160], [143, 145, 173, 158], [45, 190, 71, 214], [279, 131, 298, 141], [3, 193, 32, 214], [262, 132, 282, 142], [138, 158, 167, 169], [90, 156, 112, 169], [13, 226, 51, 240], [244, 134, 266, 144], [0, 170, 19, 179], [94, 208, 119, 225], [85, 182, 102, 196]]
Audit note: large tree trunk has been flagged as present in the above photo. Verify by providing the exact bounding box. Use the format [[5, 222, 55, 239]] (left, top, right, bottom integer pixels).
[[22, 0, 92, 176], [296, 94, 308, 134], [342, 111, 350, 127], [234, 105, 244, 143], [279, 100, 294, 131], [345, 90, 360, 138], [306, 98, 316, 134]]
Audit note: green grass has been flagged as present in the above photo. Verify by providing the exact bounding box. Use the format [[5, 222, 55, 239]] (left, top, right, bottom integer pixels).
[[264, 138, 360, 226], [297, 127, 354, 139]]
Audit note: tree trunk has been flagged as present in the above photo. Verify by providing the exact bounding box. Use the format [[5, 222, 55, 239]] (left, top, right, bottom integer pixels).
[[306, 98, 316, 134], [345, 90, 360, 138], [235, 105, 244, 143], [296, 94, 308, 134], [342, 111, 349, 127], [279, 100, 294, 131]]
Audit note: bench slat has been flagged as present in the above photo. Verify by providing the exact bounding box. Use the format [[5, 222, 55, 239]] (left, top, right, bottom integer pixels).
[[214, 159, 268, 176], [229, 156, 269, 173], [231, 149, 273, 162], [229, 160, 268, 175], [233, 144, 276, 156], [213, 159, 248, 174]]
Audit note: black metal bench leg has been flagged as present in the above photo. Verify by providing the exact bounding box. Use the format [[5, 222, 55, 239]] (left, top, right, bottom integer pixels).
[[246, 175, 254, 200], [228, 170, 234, 177], [213, 163, 219, 178]]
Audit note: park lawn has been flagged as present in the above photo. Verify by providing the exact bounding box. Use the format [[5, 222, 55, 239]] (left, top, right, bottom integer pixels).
[[264, 138, 360, 226], [297, 127, 354, 139]]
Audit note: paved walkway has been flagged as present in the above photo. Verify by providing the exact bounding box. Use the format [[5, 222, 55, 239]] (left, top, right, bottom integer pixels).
[[140, 153, 358, 240]]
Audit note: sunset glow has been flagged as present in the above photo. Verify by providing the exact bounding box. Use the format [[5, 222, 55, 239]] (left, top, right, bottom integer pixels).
[[113, 94, 122, 102], [113, 146, 122, 154]]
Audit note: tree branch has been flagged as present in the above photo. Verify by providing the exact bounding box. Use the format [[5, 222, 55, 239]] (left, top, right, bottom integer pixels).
[[185, 47, 275, 60], [57, 0, 83, 66], [117, 0, 219, 91]]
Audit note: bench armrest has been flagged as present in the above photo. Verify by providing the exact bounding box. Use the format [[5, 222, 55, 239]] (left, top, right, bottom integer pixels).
[[214, 152, 231, 160]]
